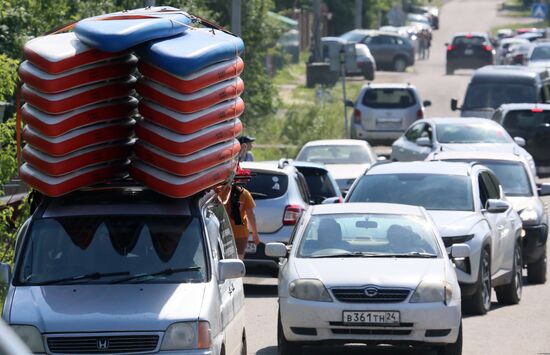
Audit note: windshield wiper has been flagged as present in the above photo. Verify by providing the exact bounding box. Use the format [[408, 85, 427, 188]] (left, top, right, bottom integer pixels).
[[110, 266, 201, 284], [386, 252, 438, 258], [37, 271, 131, 285], [310, 252, 394, 258]]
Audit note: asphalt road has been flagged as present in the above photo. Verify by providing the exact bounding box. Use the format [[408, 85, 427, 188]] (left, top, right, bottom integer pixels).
[[244, 1, 550, 354]]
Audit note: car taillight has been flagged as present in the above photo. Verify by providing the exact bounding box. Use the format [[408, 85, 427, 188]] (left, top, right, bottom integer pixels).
[[416, 108, 424, 119], [283, 205, 303, 225], [353, 109, 361, 123], [447, 45, 455, 51], [484, 44, 493, 51], [532, 108, 544, 112]]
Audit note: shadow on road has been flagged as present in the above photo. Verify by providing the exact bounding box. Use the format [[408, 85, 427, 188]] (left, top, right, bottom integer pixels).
[[244, 283, 278, 298], [255, 344, 438, 355]]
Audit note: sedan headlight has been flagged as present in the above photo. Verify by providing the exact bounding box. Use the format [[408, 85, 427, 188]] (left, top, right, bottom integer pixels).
[[161, 321, 211, 350], [11, 325, 45, 353], [520, 208, 539, 225], [410, 281, 452, 305], [289, 279, 332, 302]]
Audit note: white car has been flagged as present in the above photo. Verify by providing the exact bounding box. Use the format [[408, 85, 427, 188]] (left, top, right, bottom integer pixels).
[[295, 139, 379, 193], [266, 203, 464, 355], [390, 117, 536, 174]]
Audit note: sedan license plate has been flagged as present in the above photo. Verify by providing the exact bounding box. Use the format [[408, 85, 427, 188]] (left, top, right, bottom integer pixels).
[[245, 241, 257, 254], [343, 311, 400, 325], [464, 49, 473, 55]]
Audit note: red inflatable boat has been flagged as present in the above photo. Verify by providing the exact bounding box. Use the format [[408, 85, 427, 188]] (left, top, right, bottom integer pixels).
[[18, 56, 137, 94], [137, 56, 244, 94], [129, 159, 235, 198], [23, 32, 127, 74], [20, 161, 127, 197], [138, 98, 244, 135], [22, 97, 137, 137], [23, 119, 135, 156], [134, 139, 240, 176], [23, 141, 133, 176], [136, 77, 244, 113], [22, 76, 136, 114], [135, 119, 242, 156]]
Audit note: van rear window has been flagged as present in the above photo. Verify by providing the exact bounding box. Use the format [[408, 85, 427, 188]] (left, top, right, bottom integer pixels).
[[463, 83, 536, 110], [362, 88, 417, 108], [242, 173, 288, 200]]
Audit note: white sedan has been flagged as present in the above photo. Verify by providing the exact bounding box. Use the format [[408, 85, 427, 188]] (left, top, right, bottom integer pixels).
[[266, 203, 466, 355]]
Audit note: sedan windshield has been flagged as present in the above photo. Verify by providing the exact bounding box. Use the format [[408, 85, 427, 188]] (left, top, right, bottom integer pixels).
[[477, 161, 532, 197], [436, 123, 512, 143], [530, 46, 550, 61], [17, 216, 207, 285], [297, 145, 374, 165], [463, 83, 536, 110], [348, 174, 474, 211], [298, 213, 440, 258]]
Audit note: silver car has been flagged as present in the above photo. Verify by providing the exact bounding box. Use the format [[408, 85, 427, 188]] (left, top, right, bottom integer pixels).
[[346, 161, 524, 315], [1, 187, 247, 355], [350, 83, 431, 144], [391, 117, 536, 174]]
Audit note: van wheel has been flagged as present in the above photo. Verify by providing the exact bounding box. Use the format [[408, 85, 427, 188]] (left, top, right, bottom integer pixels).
[[463, 248, 491, 315], [496, 242, 522, 304], [241, 330, 247, 355], [393, 57, 407, 72], [435, 323, 462, 355], [278, 312, 302, 355], [527, 249, 547, 284]]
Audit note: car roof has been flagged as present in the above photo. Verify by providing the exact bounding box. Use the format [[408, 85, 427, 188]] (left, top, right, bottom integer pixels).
[[452, 32, 488, 38], [471, 65, 546, 82], [301, 139, 370, 147], [499, 38, 529, 44], [310, 202, 425, 216], [362, 83, 417, 89], [431, 150, 525, 163], [421, 117, 501, 126], [498, 103, 550, 111], [366, 161, 472, 176]]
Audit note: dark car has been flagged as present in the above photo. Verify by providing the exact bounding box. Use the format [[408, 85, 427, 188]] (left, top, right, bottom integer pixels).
[[320, 37, 376, 80], [446, 32, 495, 74], [340, 29, 415, 72], [492, 103, 550, 176]]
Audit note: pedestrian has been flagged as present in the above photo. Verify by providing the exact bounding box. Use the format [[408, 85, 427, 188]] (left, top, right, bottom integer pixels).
[[426, 30, 432, 59], [217, 173, 261, 260], [238, 135, 255, 161]]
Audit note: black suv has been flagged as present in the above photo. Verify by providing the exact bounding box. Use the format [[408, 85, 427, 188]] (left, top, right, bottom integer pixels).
[[446, 32, 495, 74]]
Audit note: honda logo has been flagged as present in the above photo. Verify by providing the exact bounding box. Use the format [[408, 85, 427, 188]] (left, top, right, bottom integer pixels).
[[97, 339, 109, 350], [364, 286, 379, 297]]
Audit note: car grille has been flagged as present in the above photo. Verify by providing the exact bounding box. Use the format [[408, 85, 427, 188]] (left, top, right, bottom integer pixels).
[[332, 286, 410, 303], [46, 334, 159, 354]]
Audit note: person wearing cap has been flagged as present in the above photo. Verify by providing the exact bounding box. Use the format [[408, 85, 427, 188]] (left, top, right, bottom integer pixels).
[[238, 135, 255, 162]]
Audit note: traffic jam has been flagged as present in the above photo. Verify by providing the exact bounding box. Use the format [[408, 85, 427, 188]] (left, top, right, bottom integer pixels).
[[1, 2, 550, 355]]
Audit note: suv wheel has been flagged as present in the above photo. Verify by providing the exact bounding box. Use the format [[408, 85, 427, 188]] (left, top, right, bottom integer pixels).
[[463, 248, 491, 315], [393, 57, 407, 72], [277, 311, 303, 355], [496, 242, 523, 304], [446, 63, 454, 75], [527, 249, 547, 284], [435, 323, 462, 355]]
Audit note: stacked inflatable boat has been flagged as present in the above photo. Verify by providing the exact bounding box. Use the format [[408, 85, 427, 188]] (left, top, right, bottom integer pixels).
[[18, 7, 245, 198]]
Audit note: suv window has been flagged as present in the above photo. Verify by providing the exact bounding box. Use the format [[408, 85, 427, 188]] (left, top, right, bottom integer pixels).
[[243, 172, 288, 200], [478, 171, 499, 207], [205, 199, 238, 260], [295, 172, 312, 204], [362, 88, 417, 108], [373, 35, 395, 45]]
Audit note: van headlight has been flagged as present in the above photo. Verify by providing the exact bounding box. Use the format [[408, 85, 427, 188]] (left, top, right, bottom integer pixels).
[[161, 321, 211, 350], [410, 281, 452, 304], [289, 279, 332, 302], [11, 325, 45, 353], [520, 208, 539, 225]]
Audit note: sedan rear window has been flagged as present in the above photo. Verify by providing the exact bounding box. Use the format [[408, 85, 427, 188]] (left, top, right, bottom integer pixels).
[[452, 36, 486, 46], [348, 174, 474, 211], [362, 88, 417, 108], [436, 123, 512, 143], [242, 173, 288, 200]]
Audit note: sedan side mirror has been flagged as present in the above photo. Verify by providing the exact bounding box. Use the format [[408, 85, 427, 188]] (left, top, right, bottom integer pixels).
[[322, 196, 343, 204], [218, 259, 246, 282], [451, 244, 471, 259], [450, 98, 458, 111], [513, 136, 526, 147], [485, 199, 510, 213], [345, 99, 355, 108], [415, 136, 432, 147], [0, 263, 11, 285], [265, 242, 289, 258], [423, 100, 432, 107], [538, 183, 550, 196]]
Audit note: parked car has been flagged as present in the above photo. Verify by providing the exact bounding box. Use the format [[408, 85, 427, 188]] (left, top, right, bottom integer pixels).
[[340, 29, 415, 71], [390, 117, 536, 174], [428, 151, 550, 284], [527, 42, 550, 69], [0, 187, 247, 355], [451, 65, 550, 118], [492, 103, 550, 175], [240, 161, 311, 268], [295, 139, 378, 193], [496, 38, 529, 64], [495, 28, 514, 40], [346, 161, 524, 315], [445, 32, 495, 75], [320, 37, 376, 80], [350, 83, 431, 144], [410, 5, 439, 29], [267, 202, 463, 354]]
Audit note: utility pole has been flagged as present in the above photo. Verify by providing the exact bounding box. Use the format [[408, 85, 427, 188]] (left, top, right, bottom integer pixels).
[[312, 0, 322, 62], [231, 0, 242, 37], [354, 0, 362, 29]]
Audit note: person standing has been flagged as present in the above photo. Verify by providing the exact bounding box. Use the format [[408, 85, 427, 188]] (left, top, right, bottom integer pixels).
[[238, 135, 255, 161]]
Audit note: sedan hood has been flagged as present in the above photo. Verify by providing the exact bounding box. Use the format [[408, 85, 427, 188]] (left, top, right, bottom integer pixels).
[[325, 164, 370, 180], [428, 211, 481, 237], [9, 283, 205, 333], [441, 143, 516, 153], [293, 257, 447, 289]]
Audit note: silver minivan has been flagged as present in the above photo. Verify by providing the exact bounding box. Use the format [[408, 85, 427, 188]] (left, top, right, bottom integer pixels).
[[1, 187, 247, 355], [350, 83, 431, 144]]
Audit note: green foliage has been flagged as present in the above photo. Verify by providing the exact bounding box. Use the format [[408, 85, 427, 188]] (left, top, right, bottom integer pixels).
[[0, 55, 18, 102], [324, 0, 400, 36]]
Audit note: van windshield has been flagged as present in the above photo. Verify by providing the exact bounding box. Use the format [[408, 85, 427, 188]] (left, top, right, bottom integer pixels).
[[17, 216, 207, 285], [463, 83, 536, 110]]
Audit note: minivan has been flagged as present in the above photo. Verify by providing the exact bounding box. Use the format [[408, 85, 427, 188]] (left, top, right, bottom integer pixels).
[[1, 187, 247, 355], [451, 65, 550, 118]]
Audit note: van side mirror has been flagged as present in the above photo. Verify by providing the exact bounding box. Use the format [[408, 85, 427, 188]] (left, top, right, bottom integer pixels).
[[485, 199, 510, 213], [451, 244, 471, 259], [0, 263, 11, 285], [415, 136, 432, 147], [423, 100, 432, 107], [538, 183, 550, 196], [345, 99, 355, 108], [265, 242, 289, 258], [218, 259, 246, 282], [513, 136, 526, 147], [450, 98, 458, 111]]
